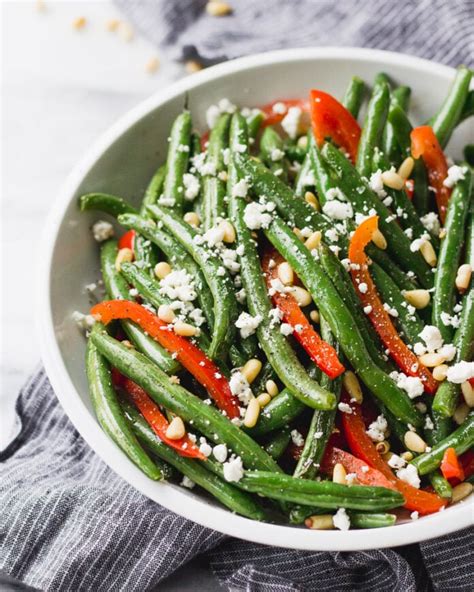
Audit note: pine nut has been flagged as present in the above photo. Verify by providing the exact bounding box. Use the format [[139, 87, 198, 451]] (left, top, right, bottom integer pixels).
[[310, 310, 320, 323], [184, 212, 201, 227], [174, 321, 198, 337], [455, 263, 472, 292], [439, 228, 447, 239], [290, 286, 312, 307], [381, 170, 405, 190], [165, 416, 186, 440], [453, 403, 469, 425], [304, 231, 322, 250], [418, 352, 445, 367], [305, 514, 335, 530], [220, 220, 236, 243], [451, 482, 473, 503], [293, 227, 304, 241], [154, 261, 172, 279], [372, 228, 387, 250], [241, 359, 262, 384], [122, 340, 134, 349], [420, 241, 437, 267], [433, 364, 449, 382], [461, 381, 474, 407], [206, 1, 232, 17], [333, 463, 347, 485], [342, 371, 363, 404], [398, 156, 415, 180], [304, 191, 320, 210], [169, 375, 180, 385], [298, 136, 309, 150], [376, 441, 390, 454], [404, 431, 427, 453], [115, 248, 134, 271], [256, 393, 271, 407], [403, 289, 431, 309], [401, 451, 413, 462], [277, 261, 294, 285], [145, 57, 160, 74], [265, 380, 279, 397], [105, 18, 120, 32], [158, 304, 175, 323], [244, 398, 260, 428], [185, 60, 203, 74], [72, 16, 87, 30]]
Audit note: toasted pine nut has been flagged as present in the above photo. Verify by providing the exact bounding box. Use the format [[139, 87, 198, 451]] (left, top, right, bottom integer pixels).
[[304, 191, 320, 210], [169, 375, 180, 385], [165, 416, 186, 440], [145, 57, 160, 74], [256, 393, 271, 407], [376, 441, 390, 455], [451, 482, 473, 503], [72, 16, 87, 30], [455, 263, 472, 292], [241, 359, 262, 384], [277, 262, 294, 286], [105, 18, 120, 31], [342, 371, 363, 404], [184, 212, 201, 227], [461, 381, 474, 407], [433, 364, 449, 382], [401, 451, 414, 462], [420, 241, 437, 267], [439, 228, 447, 239], [453, 403, 470, 425], [298, 136, 309, 150], [154, 261, 172, 279], [418, 352, 445, 367], [404, 431, 427, 453], [244, 398, 260, 428], [310, 310, 320, 323], [122, 340, 134, 349], [333, 463, 347, 485], [381, 170, 405, 190], [174, 321, 198, 337], [304, 231, 322, 250], [398, 156, 415, 180], [206, 1, 232, 16], [293, 227, 304, 241], [403, 289, 431, 309], [115, 248, 134, 271], [372, 228, 387, 250], [265, 380, 279, 397], [291, 286, 312, 307], [158, 304, 175, 323], [305, 514, 335, 530], [220, 220, 236, 243], [185, 60, 203, 73]]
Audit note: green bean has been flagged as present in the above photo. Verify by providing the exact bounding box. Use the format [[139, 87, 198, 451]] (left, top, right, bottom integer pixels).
[[265, 428, 291, 460], [349, 512, 397, 529], [79, 193, 137, 217], [411, 413, 474, 475], [202, 113, 231, 230], [265, 216, 423, 426], [246, 109, 265, 140], [460, 90, 474, 123], [86, 325, 163, 480], [190, 132, 201, 159], [100, 240, 180, 374], [148, 204, 238, 360], [141, 165, 166, 213], [294, 316, 342, 479], [322, 142, 433, 288], [229, 192, 336, 411], [161, 111, 192, 212], [382, 85, 411, 165], [240, 472, 404, 511], [376, 401, 410, 445], [342, 76, 366, 118], [122, 400, 268, 520], [425, 411, 453, 446], [464, 144, 474, 166], [248, 389, 306, 436], [429, 472, 452, 499], [429, 66, 473, 148], [260, 126, 289, 182], [294, 153, 314, 198], [120, 262, 168, 309], [283, 141, 307, 164], [308, 135, 336, 205], [432, 167, 472, 343], [92, 327, 282, 473], [356, 79, 390, 178]]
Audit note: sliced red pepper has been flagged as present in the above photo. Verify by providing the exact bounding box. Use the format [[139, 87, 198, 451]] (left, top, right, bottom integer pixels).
[[348, 216, 438, 394], [121, 377, 205, 460], [309, 90, 361, 164], [90, 300, 241, 419], [340, 394, 446, 515], [411, 126, 451, 223], [260, 99, 309, 129], [460, 449, 474, 479], [118, 229, 136, 252], [262, 250, 344, 379], [440, 447, 465, 481]]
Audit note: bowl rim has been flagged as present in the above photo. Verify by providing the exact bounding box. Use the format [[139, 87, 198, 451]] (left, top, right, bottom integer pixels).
[[38, 46, 472, 551]]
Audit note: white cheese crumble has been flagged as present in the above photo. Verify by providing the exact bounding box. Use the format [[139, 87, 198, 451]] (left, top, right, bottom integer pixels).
[[290, 429, 304, 447], [243, 202, 272, 230], [358, 282, 368, 294], [229, 370, 253, 405], [338, 402, 353, 414], [419, 326, 443, 353], [281, 106, 303, 139], [410, 233, 431, 253], [366, 415, 388, 442], [182, 173, 200, 201], [420, 212, 440, 235], [272, 101, 287, 114], [159, 270, 197, 303], [280, 323, 294, 336], [440, 311, 461, 329], [223, 456, 244, 482], [389, 371, 424, 399], [333, 508, 350, 531], [396, 464, 420, 489], [206, 98, 237, 129], [270, 148, 285, 162], [443, 165, 466, 188], [199, 440, 212, 457], [180, 476, 195, 489], [213, 444, 228, 463], [410, 511, 419, 521], [72, 311, 96, 330], [388, 454, 406, 469], [326, 187, 346, 201], [235, 311, 263, 338], [446, 361, 474, 384], [322, 200, 353, 220], [92, 220, 114, 242], [368, 170, 387, 198]]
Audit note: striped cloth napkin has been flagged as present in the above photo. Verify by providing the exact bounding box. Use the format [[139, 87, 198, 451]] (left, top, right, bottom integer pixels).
[[2, 1, 473, 590]]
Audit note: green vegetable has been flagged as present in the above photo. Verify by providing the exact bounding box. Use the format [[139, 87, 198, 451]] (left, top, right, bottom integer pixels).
[[342, 76, 366, 118], [382, 85, 411, 165], [265, 428, 291, 460], [429, 472, 452, 499], [79, 193, 137, 217], [162, 111, 192, 212]]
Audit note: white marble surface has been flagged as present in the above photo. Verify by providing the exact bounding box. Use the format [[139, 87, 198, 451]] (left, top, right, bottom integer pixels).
[[1, 0, 184, 440]]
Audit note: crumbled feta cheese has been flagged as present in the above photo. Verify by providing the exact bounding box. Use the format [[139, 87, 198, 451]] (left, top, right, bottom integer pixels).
[[290, 429, 304, 447], [369, 170, 387, 198], [420, 212, 440, 235], [438, 344, 456, 362], [199, 440, 212, 457], [366, 415, 388, 442], [333, 508, 350, 531], [180, 476, 195, 489], [363, 305, 373, 314], [182, 173, 200, 201], [235, 311, 262, 338], [200, 162, 217, 177], [243, 202, 272, 230], [410, 233, 431, 253], [396, 464, 420, 488], [270, 147, 285, 161], [206, 98, 237, 129], [272, 101, 287, 115], [322, 200, 353, 220], [446, 361, 474, 384], [313, 431, 323, 440], [440, 311, 461, 329], [92, 220, 114, 242], [326, 187, 346, 201], [188, 308, 205, 327], [235, 288, 246, 304], [361, 465, 369, 473], [358, 282, 368, 294], [443, 165, 466, 188], [424, 416, 434, 430], [338, 402, 353, 414], [325, 228, 339, 243], [280, 323, 294, 336], [72, 311, 96, 330], [281, 106, 303, 139], [159, 196, 176, 207], [388, 454, 406, 469], [346, 473, 357, 485], [419, 326, 443, 353], [223, 456, 244, 482], [213, 444, 228, 463], [410, 511, 419, 521], [390, 371, 424, 399], [229, 371, 253, 405], [160, 270, 196, 302]]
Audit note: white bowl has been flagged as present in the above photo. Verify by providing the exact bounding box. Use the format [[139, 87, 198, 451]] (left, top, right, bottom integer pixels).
[[39, 47, 473, 551]]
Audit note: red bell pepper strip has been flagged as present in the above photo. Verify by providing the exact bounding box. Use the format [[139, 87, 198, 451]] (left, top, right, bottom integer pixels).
[[411, 126, 451, 223], [440, 447, 465, 481], [118, 229, 136, 252], [260, 99, 309, 129], [348, 216, 438, 395], [460, 449, 474, 479], [310, 90, 361, 164], [90, 300, 241, 419], [262, 250, 344, 379], [340, 394, 446, 515], [121, 376, 205, 460]]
